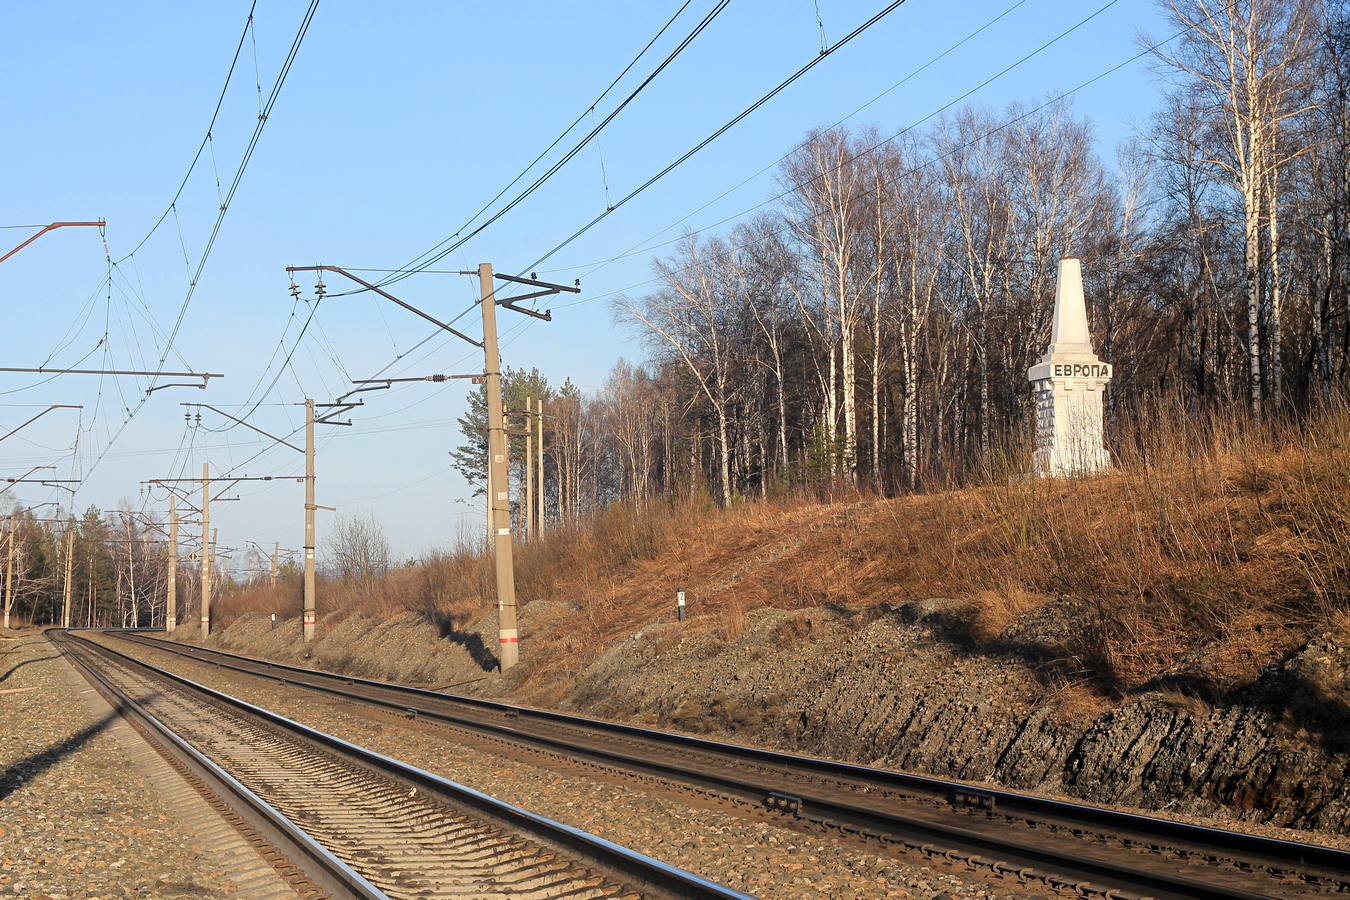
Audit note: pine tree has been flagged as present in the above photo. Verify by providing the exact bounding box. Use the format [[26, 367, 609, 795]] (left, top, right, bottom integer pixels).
[[450, 367, 553, 511]]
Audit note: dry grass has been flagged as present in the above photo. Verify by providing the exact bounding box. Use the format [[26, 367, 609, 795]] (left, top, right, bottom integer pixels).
[[956, 587, 1052, 646], [856, 398, 1350, 695], [213, 546, 494, 635], [216, 400, 1350, 704]]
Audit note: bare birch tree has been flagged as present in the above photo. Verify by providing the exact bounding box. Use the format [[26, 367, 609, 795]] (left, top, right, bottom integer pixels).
[[614, 233, 740, 506], [782, 127, 873, 481], [1150, 0, 1324, 412]]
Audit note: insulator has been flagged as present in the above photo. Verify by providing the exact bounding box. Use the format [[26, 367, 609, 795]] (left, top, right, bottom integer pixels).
[[289, 281, 301, 299]]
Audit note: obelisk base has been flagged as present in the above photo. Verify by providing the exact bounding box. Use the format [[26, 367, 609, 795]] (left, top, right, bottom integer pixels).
[[1028, 358, 1111, 477]]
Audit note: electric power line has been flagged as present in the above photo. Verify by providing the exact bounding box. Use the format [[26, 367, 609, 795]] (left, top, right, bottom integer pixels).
[[521, 0, 914, 273], [75, 0, 325, 491], [539, 0, 1037, 279], [380, 0, 709, 287], [536, 0, 1145, 314], [114, 2, 261, 264]]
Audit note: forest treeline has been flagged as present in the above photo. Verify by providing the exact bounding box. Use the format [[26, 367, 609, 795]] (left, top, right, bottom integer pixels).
[[0, 500, 408, 629], [456, 0, 1350, 521], [0, 504, 198, 629]]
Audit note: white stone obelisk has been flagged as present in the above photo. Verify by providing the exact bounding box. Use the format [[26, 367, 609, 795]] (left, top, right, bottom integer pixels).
[[1028, 258, 1112, 476]]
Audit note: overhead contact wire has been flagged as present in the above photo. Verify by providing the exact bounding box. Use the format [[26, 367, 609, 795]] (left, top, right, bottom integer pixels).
[[385, 0, 700, 283], [80, 0, 323, 482], [114, 2, 260, 264], [378, 0, 731, 288], [524, 0, 911, 271], [538, 0, 1126, 288], [552, 10, 1173, 317]]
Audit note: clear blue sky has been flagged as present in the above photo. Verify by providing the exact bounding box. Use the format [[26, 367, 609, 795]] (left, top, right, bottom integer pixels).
[[1, 0, 1168, 569]]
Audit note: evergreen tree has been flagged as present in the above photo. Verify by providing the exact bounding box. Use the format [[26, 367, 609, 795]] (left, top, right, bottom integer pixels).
[[450, 367, 553, 519], [76, 506, 116, 627]]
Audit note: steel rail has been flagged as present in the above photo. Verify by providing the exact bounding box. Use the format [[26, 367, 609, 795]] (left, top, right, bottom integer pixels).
[[53, 631, 388, 900], [109, 634, 1350, 900], [63, 632, 758, 900], [115, 631, 1350, 885]]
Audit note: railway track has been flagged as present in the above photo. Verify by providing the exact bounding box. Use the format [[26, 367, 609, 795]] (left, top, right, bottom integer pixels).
[[55, 631, 757, 900], [103, 631, 1350, 900]]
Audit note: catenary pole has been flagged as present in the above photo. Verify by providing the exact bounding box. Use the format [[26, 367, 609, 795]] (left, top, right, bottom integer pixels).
[[304, 398, 317, 640], [491, 437, 502, 550], [480, 263, 519, 670], [167, 496, 178, 633], [61, 520, 74, 629], [525, 396, 534, 540], [200, 463, 211, 638], [3, 515, 13, 629], [210, 528, 218, 630], [537, 398, 545, 536]]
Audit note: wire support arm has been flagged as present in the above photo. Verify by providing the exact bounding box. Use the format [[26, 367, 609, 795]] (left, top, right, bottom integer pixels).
[[0, 405, 82, 444], [0, 368, 222, 392], [0, 221, 105, 265], [287, 265, 482, 347], [184, 403, 302, 453], [145, 476, 304, 483], [350, 373, 484, 388], [489, 271, 580, 320]]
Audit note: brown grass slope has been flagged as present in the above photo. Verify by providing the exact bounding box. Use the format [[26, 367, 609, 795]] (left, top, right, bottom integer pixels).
[[494, 402, 1350, 706]]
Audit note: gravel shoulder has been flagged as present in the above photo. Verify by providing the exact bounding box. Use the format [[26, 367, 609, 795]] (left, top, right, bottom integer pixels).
[[0, 628, 296, 900]]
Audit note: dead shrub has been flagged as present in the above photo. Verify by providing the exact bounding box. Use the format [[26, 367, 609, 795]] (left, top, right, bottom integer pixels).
[[718, 601, 749, 642], [1042, 679, 1109, 728], [958, 588, 1050, 646], [1158, 688, 1212, 718], [772, 614, 817, 648]]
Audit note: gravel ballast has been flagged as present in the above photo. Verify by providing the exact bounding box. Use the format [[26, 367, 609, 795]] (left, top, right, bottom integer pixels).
[[107, 634, 1054, 900], [0, 629, 297, 900]]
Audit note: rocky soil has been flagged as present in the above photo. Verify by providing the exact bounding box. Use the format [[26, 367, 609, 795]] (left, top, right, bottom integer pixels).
[[204, 595, 1350, 842]]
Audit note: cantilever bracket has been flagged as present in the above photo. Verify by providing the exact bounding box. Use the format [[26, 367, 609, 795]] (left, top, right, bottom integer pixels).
[[499, 300, 552, 321], [491, 271, 575, 321], [147, 381, 208, 394]]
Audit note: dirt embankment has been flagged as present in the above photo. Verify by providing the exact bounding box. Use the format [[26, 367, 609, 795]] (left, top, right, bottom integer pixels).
[[203, 595, 1350, 837]]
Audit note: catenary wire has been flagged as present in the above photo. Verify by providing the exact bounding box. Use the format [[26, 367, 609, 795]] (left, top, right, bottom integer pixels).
[[382, 0, 702, 285], [113, 2, 261, 264], [542, 0, 1035, 278], [75, 0, 324, 488], [523, 0, 921, 273], [538, 0, 1139, 311], [375, 0, 732, 290]]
